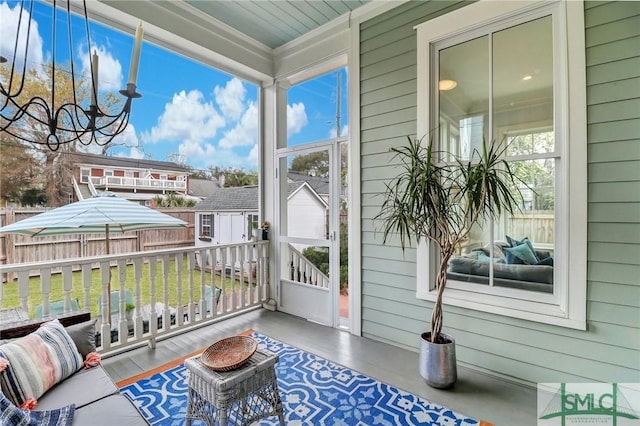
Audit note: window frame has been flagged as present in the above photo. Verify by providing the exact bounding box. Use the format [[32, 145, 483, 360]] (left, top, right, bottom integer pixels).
[[415, 0, 587, 329], [199, 213, 213, 238], [80, 168, 90, 184]]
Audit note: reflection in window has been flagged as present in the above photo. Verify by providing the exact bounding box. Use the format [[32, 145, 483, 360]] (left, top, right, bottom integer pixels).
[[436, 16, 556, 293]]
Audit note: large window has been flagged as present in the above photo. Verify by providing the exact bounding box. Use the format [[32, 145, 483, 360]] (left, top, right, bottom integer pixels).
[[415, 0, 587, 328]]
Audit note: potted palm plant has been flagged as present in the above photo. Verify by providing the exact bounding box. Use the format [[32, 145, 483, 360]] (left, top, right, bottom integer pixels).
[[375, 136, 524, 388]]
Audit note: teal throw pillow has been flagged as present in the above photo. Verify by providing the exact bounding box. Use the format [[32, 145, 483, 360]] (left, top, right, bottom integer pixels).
[[536, 256, 554, 266], [504, 243, 539, 265], [506, 235, 536, 254]]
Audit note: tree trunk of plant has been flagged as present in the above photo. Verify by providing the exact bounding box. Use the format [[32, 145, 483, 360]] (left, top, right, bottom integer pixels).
[[429, 249, 454, 343]]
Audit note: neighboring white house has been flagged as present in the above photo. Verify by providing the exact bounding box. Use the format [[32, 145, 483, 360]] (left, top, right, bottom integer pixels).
[[194, 180, 327, 247]]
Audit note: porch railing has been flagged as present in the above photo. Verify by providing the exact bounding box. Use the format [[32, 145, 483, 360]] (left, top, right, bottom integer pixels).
[[0, 241, 269, 356], [288, 244, 329, 289], [89, 176, 187, 192]]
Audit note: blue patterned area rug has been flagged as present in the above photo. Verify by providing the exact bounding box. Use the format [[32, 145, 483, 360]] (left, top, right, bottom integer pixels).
[[120, 332, 487, 426]]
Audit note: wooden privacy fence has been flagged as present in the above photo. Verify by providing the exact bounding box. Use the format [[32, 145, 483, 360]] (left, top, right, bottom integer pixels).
[[507, 212, 554, 244], [0, 208, 196, 269]]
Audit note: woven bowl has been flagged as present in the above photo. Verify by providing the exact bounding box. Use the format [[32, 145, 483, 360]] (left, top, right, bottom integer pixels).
[[201, 335, 258, 371]]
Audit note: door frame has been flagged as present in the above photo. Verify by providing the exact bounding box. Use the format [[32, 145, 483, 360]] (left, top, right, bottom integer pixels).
[[274, 138, 345, 328]]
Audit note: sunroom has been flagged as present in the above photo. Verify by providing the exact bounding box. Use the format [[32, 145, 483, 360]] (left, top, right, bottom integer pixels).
[[1, 0, 638, 425]]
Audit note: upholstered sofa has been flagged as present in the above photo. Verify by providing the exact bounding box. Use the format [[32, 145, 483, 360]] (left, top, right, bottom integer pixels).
[[0, 314, 148, 425], [447, 241, 554, 293]]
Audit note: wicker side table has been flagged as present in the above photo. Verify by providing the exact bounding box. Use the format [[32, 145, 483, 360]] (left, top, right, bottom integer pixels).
[[185, 349, 285, 426]]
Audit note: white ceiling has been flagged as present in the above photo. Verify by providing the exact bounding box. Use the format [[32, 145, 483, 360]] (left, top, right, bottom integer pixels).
[[96, 0, 388, 81], [183, 0, 371, 50]]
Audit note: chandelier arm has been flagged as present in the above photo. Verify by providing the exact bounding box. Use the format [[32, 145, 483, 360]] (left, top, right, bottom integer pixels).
[[1, 95, 54, 130], [95, 109, 130, 139], [1, 1, 143, 151], [52, 100, 124, 132], [54, 102, 124, 148]]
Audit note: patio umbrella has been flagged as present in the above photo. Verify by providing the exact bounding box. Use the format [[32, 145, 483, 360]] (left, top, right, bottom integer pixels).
[[0, 192, 188, 318], [0, 192, 188, 254]]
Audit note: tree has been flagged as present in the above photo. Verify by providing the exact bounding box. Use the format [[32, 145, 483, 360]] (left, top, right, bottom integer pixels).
[[290, 144, 349, 188], [153, 192, 196, 207], [507, 132, 555, 211], [1, 63, 127, 206], [207, 166, 258, 187], [189, 169, 210, 180], [0, 139, 43, 204], [20, 188, 47, 207], [302, 222, 349, 292], [290, 152, 329, 177]]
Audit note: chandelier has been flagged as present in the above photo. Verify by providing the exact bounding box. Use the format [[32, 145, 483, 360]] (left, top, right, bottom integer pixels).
[[0, 0, 143, 151]]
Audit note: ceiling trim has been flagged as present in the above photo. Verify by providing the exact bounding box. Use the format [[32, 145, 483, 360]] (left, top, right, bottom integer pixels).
[[273, 0, 410, 79], [89, 0, 411, 82], [97, 0, 273, 82]]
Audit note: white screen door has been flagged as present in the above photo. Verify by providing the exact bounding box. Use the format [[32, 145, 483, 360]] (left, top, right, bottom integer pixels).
[[276, 142, 342, 326]]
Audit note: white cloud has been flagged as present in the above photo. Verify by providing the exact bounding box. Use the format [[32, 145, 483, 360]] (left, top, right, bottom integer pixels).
[[179, 140, 216, 161], [329, 124, 349, 139], [125, 146, 145, 159], [0, 2, 45, 75], [80, 44, 123, 92], [112, 144, 144, 159], [204, 146, 257, 170], [113, 122, 139, 148], [219, 102, 257, 149], [247, 143, 259, 166], [287, 102, 307, 136], [144, 89, 225, 145], [214, 77, 246, 121]]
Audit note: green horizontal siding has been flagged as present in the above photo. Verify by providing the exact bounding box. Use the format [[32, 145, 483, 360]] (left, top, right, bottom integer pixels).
[[359, 0, 640, 385], [588, 138, 640, 163]]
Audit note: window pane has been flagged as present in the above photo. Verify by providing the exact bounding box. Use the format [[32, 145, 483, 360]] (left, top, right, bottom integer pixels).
[[447, 159, 555, 293], [493, 16, 554, 151], [439, 36, 489, 161], [505, 159, 555, 246], [199, 214, 212, 237], [506, 130, 555, 157], [287, 68, 348, 147]]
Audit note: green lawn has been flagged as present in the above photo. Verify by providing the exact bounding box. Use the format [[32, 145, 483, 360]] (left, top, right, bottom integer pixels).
[[1, 259, 246, 318]]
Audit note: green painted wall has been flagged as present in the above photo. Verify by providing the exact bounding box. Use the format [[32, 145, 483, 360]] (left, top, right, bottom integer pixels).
[[360, 0, 640, 384]]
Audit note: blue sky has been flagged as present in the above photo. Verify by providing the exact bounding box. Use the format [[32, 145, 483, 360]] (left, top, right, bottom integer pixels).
[[0, 0, 347, 172]]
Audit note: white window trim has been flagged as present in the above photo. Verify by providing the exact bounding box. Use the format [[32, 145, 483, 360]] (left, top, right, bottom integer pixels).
[[415, 0, 587, 329]]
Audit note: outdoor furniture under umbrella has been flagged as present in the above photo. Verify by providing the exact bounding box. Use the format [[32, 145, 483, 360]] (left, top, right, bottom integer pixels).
[[0, 192, 188, 320]]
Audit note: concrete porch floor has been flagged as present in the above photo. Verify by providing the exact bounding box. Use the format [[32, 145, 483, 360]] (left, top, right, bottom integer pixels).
[[102, 309, 538, 425]]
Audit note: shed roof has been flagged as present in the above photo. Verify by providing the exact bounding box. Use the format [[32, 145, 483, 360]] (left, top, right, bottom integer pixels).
[[287, 172, 329, 195], [195, 181, 319, 211], [189, 178, 222, 198]]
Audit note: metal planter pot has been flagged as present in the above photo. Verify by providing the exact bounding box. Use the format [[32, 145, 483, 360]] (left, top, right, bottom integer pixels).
[[419, 332, 457, 388]]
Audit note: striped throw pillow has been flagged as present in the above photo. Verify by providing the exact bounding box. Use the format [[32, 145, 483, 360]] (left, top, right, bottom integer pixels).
[[0, 319, 83, 406]]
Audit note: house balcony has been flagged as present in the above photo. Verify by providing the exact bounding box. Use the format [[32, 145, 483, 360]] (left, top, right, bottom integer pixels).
[[0, 241, 536, 425], [89, 176, 187, 192]]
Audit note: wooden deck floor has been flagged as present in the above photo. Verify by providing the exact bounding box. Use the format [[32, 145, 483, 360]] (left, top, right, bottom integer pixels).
[[102, 308, 538, 425]]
